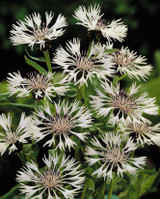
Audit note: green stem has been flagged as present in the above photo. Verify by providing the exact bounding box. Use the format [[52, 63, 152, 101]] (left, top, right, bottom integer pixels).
[[76, 83, 86, 103], [112, 74, 126, 87], [43, 50, 52, 73], [108, 179, 114, 199], [0, 184, 20, 199], [81, 183, 87, 199], [131, 150, 135, 158], [87, 41, 92, 58], [17, 150, 26, 165], [81, 83, 85, 100], [114, 124, 119, 134]]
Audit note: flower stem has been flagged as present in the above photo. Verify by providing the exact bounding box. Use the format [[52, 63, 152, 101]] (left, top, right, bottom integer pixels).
[[17, 150, 26, 165], [43, 49, 52, 73], [112, 74, 126, 87], [108, 179, 114, 199], [81, 183, 87, 199], [0, 184, 20, 199], [76, 83, 86, 104]]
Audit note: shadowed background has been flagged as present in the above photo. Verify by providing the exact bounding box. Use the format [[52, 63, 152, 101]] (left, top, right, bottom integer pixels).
[[0, 0, 160, 198], [0, 0, 160, 80]]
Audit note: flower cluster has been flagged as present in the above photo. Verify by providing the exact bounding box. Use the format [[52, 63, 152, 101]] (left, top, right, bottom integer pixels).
[[1, 3, 160, 199]]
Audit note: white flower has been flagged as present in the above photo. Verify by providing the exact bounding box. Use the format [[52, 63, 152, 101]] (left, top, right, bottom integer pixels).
[[90, 82, 158, 124], [109, 46, 152, 80], [120, 121, 160, 147], [16, 152, 85, 199], [53, 38, 114, 87], [0, 113, 32, 155], [10, 11, 67, 50], [32, 100, 92, 150], [73, 4, 128, 42], [85, 132, 146, 181], [7, 71, 68, 101]]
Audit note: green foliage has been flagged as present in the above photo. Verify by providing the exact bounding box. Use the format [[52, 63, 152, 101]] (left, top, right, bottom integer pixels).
[[24, 55, 47, 73], [119, 169, 160, 199], [0, 2, 160, 199]]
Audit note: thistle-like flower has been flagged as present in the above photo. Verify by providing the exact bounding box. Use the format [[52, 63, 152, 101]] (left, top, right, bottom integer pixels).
[[0, 113, 32, 155], [90, 82, 158, 124], [16, 153, 85, 199], [32, 100, 92, 150], [85, 132, 146, 181], [7, 71, 68, 101], [10, 11, 67, 50], [73, 4, 128, 42], [120, 121, 160, 146], [109, 46, 152, 80], [53, 38, 114, 87]]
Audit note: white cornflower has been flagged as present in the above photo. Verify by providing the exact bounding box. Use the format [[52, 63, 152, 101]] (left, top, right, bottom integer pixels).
[[53, 38, 114, 87], [10, 11, 67, 50], [32, 100, 92, 150], [85, 132, 146, 181], [90, 82, 158, 124], [16, 153, 85, 199], [73, 4, 128, 42], [120, 121, 160, 147], [7, 71, 68, 101], [109, 46, 152, 80], [0, 113, 32, 155]]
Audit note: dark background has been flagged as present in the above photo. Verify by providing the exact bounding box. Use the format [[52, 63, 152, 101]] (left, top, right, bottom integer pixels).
[[0, 0, 160, 80], [0, 0, 160, 198]]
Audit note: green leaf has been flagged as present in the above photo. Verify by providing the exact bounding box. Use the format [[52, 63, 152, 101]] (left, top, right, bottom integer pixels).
[[105, 49, 118, 53], [24, 55, 47, 73], [137, 169, 159, 197], [139, 77, 160, 105], [153, 49, 160, 77], [23, 144, 39, 162], [25, 49, 46, 62], [86, 178, 95, 192], [0, 102, 35, 109], [105, 195, 120, 199], [0, 184, 20, 199], [95, 180, 106, 199]]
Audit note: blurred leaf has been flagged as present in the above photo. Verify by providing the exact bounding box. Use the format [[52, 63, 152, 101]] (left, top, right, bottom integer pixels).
[[119, 169, 159, 199], [95, 180, 106, 199], [0, 102, 35, 109], [105, 195, 120, 199], [105, 49, 118, 53], [0, 184, 20, 199], [139, 77, 160, 105], [86, 178, 95, 192], [24, 55, 47, 73], [23, 143, 39, 162], [137, 169, 159, 197], [153, 49, 160, 77]]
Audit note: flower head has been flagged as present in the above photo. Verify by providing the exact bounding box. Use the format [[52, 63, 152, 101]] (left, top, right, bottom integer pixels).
[[73, 5, 127, 42], [0, 113, 32, 155], [109, 46, 152, 80], [16, 152, 85, 199], [90, 82, 158, 124], [85, 132, 146, 181], [10, 12, 67, 50], [32, 100, 92, 150], [120, 121, 160, 146], [53, 38, 114, 87], [7, 71, 68, 101]]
